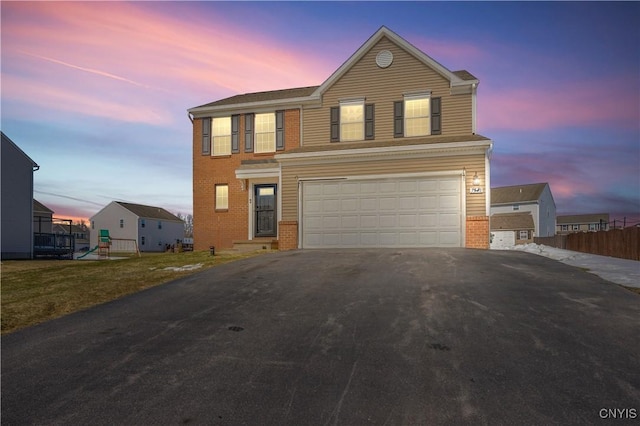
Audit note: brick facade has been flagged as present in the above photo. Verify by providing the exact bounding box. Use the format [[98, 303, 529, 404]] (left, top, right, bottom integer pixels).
[[278, 221, 298, 251], [465, 216, 490, 249], [192, 110, 300, 251]]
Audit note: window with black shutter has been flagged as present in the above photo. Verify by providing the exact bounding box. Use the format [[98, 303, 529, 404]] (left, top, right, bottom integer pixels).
[[231, 115, 240, 153], [201, 117, 211, 155], [244, 113, 254, 152], [330, 107, 339, 142], [365, 104, 375, 140], [276, 110, 285, 151]]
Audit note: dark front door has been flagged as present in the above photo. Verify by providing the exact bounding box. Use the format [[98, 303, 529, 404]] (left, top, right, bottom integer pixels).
[[255, 184, 277, 237]]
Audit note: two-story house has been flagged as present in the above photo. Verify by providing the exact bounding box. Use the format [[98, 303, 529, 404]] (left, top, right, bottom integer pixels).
[[1, 132, 40, 259], [90, 201, 184, 253], [189, 26, 493, 251], [491, 182, 556, 238]]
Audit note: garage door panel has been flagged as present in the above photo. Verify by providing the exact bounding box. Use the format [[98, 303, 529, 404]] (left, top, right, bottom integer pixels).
[[439, 194, 460, 209], [302, 176, 462, 248]]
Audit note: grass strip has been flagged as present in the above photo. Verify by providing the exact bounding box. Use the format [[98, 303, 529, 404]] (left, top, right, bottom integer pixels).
[[1, 250, 268, 334]]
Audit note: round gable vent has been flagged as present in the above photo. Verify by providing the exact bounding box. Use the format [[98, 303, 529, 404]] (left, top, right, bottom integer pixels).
[[376, 50, 393, 68]]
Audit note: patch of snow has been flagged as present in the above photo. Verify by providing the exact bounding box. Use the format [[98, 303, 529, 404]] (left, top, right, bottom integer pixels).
[[162, 263, 204, 272], [502, 243, 640, 288]]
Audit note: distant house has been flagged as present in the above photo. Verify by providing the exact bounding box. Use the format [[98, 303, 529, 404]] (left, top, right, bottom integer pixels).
[[1, 132, 39, 259], [557, 213, 609, 234], [90, 201, 184, 252], [490, 212, 535, 249], [33, 199, 54, 234], [491, 183, 556, 238], [53, 223, 91, 251]]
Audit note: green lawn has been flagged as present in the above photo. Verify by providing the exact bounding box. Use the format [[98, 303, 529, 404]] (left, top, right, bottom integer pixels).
[[1, 250, 269, 334]]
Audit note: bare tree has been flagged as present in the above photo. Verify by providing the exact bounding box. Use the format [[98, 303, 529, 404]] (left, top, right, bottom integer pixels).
[[176, 213, 194, 238]]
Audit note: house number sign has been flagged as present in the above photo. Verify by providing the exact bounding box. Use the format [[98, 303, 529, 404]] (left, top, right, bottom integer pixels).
[[470, 187, 483, 194]]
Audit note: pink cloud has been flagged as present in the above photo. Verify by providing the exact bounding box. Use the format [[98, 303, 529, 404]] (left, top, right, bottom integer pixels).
[[479, 76, 639, 131], [1, 2, 334, 123]]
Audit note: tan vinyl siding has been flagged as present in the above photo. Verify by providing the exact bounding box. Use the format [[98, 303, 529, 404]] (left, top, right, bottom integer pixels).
[[281, 153, 486, 221], [303, 36, 472, 147]]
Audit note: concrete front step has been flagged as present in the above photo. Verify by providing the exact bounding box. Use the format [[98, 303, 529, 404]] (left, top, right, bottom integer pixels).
[[232, 239, 278, 252]]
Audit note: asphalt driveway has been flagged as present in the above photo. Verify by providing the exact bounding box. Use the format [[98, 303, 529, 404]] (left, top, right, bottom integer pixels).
[[2, 249, 639, 425]]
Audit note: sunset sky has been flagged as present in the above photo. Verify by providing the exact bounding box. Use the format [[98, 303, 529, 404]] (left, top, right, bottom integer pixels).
[[2, 1, 639, 225]]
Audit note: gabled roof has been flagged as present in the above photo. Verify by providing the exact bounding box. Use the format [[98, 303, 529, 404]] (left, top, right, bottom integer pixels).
[[115, 202, 183, 222], [188, 26, 478, 116], [491, 183, 549, 205], [33, 199, 54, 214], [490, 212, 535, 231], [312, 26, 475, 98], [557, 213, 609, 225], [1, 131, 39, 169]]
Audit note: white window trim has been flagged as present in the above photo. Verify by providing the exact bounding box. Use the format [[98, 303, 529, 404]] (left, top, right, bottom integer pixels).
[[339, 99, 364, 142], [254, 112, 276, 153], [212, 117, 232, 156], [404, 92, 431, 137]]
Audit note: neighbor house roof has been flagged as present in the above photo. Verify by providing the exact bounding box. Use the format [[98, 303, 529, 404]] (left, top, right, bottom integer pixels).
[[115, 202, 183, 222], [557, 213, 609, 225], [2, 131, 39, 169], [33, 199, 54, 214], [491, 212, 535, 231], [193, 86, 319, 109], [491, 183, 548, 205]]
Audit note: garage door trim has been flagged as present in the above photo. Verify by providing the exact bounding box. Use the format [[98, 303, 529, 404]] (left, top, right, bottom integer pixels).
[[298, 171, 466, 248]]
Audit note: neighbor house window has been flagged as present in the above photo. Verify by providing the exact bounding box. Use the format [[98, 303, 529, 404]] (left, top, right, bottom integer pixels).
[[561, 225, 568, 231], [141, 236, 145, 246], [254, 113, 275, 153], [158, 221, 162, 230], [404, 95, 430, 137], [215, 184, 229, 210], [120, 219, 124, 228], [588, 223, 598, 231], [513, 205, 520, 211], [212, 117, 231, 156], [141, 219, 145, 228], [340, 100, 364, 141], [518, 230, 529, 240], [572, 224, 580, 231], [91, 221, 94, 229]]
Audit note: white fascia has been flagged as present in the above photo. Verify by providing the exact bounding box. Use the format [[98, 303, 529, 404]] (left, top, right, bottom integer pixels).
[[235, 168, 280, 180], [276, 140, 492, 164]]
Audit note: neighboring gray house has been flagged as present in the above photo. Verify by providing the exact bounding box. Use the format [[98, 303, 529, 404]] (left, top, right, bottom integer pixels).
[[491, 182, 556, 238], [557, 213, 609, 234], [1, 132, 39, 259], [90, 201, 184, 252], [33, 199, 54, 234]]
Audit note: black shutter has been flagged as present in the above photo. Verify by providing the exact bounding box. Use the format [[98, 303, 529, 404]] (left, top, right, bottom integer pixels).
[[330, 107, 339, 142], [364, 104, 375, 140], [431, 97, 442, 135], [393, 101, 403, 138], [276, 110, 285, 151], [231, 115, 240, 153], [201, 118, 211, 155], [244, 113, 254, 152]]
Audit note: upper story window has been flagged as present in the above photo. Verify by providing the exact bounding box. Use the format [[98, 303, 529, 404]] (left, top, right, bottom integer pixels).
[[572, 224, 580, 231], [404, 95, 430, 137], [212, 117, 231, 156], [141, 219, 145, 228], [340, 101, 364, 141], [330, 101, 374, 142], [254, 113, 275, 153], [394, 94, 441, 137], [560, 225, 568, 231], [120, 219, 124, 228], [158, 221, 162, 230], [512, 205, 520, 211]]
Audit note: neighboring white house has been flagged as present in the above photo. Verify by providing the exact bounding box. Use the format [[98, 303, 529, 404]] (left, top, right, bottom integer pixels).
[[90, 201, 184, 252], [1, 132, 39, 259], [490, 212, 535, 249], [490, 182, 556, 238]]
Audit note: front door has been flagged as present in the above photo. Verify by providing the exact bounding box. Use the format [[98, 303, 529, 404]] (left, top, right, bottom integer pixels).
[[255, 184, 277, 237]]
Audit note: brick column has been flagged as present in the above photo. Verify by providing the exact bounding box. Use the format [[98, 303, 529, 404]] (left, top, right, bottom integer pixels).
[[278, 221, 298, 251], [466, 216, 490, 249]]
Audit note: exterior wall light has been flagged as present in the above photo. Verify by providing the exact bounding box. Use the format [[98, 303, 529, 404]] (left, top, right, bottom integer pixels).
[[473, 172, 480, 185]]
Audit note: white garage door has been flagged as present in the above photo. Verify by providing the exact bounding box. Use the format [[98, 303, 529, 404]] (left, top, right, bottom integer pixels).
[[490, 230, 515, 250], [302, 176, 462, 248]]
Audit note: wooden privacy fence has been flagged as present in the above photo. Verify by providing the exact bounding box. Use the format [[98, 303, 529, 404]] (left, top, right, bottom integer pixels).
[[536, 227, 639, 261], [566, 227, 639, 261]]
